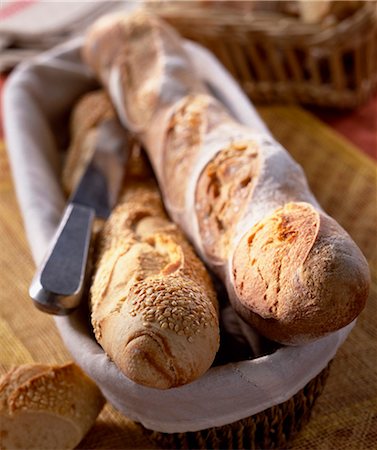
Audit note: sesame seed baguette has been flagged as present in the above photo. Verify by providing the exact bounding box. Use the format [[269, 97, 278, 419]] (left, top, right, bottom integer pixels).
[[82, 11, 370, 345], [64, 91, 219, 389], [0, 362, 105, 450]]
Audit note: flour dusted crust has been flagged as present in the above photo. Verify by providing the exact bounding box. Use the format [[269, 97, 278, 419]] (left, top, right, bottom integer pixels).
[[62, 90, 115, 195], [65, 91, 219, 389], [163, 94, 233, 211], [83, 11, 370, 344], [82, 11, 204, 133], [0, 363, 104, 450], [232, 202, 370, 343]]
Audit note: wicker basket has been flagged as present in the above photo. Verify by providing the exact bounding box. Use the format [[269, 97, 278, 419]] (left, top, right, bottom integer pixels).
[[144, 364, 331, 449], [147, 1, 377, 108]]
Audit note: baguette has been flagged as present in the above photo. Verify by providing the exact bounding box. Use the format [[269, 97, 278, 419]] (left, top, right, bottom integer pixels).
[[64, 91, 219, 388], [0, 362, 104, 450], [83, 11, 370, 345]]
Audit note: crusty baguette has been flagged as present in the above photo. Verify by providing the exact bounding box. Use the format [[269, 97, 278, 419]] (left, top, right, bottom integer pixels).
[[64, 91, 219, 388], [82, 11, 370, 345], [62, 90, 115, 195], [0, 362, 104, 450], [297, 0, 331, 23]]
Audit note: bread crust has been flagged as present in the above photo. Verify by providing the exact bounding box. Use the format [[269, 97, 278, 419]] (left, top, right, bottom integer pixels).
[[82, 11, 370, 344], [0, 363, 104, 450], [232, 202, 370, 343]]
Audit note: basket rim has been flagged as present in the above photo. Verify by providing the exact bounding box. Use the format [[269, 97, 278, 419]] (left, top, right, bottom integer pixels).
[[147, 2, 377, 45], [145, 362, 331, 443]]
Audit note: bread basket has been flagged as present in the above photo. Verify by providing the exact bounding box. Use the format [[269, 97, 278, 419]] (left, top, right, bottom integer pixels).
[[146, 0, 377, 109], [3, 37, 355, 449], [145, 364, 331, 449]]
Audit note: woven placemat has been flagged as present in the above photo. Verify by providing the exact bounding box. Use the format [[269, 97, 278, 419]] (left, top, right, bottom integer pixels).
[[257, 107, 377, 450], [0, 106, 376, 450]]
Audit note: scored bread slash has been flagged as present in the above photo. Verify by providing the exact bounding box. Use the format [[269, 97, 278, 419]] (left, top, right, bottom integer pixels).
[[29, 117, 130, 316]]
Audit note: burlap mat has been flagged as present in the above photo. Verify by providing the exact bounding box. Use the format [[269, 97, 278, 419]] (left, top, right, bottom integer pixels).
[[0, 106, 376, 450]]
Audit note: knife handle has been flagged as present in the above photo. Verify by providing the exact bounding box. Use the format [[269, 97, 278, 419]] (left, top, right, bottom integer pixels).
[[29, 203, 95, 315]]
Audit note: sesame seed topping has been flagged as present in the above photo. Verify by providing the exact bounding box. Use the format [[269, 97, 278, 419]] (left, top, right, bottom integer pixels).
[[125, 278, 217, 337]]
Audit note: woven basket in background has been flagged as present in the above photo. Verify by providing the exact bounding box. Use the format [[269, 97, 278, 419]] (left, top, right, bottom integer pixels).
[[147, 1, 377, 108]]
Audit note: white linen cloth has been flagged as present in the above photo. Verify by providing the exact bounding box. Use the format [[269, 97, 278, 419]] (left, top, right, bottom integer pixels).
[[0, 1, 132, 71], [3, 36, 354, 434]]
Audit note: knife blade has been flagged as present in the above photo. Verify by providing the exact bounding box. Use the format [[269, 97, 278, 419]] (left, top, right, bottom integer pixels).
[[29, 118, 130, 315]]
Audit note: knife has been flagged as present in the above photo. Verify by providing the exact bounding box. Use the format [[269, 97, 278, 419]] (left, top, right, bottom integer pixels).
[[29, 118, 130, 315]]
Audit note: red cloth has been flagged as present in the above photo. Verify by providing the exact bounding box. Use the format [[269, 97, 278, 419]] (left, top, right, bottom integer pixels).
[[0, 0, 37, 21], [315, 94, 377, 160]]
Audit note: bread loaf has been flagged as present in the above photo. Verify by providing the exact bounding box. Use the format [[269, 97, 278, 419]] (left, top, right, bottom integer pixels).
[[64, 91, 219, 388], [83, 11, 370, 345], [62, 90, 116, 195], [0, 362, 104, 450]]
